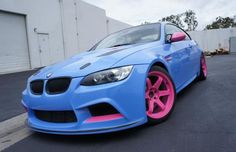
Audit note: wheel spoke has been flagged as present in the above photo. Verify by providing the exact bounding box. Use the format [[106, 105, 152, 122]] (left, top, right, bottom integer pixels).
[[159, 90, 170, 97], [146, 78, 152, 90], [145, 92, 150, 100], [148, 99, 155, 113], [155, 98, 165, 110], [153, 76, 163, 89]]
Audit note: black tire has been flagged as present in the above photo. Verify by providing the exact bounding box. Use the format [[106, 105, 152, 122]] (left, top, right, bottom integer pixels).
[[198, 54, 207, 81], [146, 66, 176, 125]]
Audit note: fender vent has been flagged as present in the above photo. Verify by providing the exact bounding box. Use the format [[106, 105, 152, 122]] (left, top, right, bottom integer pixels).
[[88, 103, 119, 116], [80, 63, 91, 70]]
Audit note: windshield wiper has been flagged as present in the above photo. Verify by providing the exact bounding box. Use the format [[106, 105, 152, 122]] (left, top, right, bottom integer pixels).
[[109, 43, 134, 48]]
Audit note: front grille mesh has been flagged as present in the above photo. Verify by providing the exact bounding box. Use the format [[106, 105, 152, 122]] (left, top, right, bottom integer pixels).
[[34, 110, 77, 123], [30, 80, 44, 95], [30, 77, 71, 95], [46, 78, 71, 94]]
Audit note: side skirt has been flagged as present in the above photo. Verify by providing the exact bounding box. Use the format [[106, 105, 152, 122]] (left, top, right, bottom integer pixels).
[[176, 74, 197, 93]]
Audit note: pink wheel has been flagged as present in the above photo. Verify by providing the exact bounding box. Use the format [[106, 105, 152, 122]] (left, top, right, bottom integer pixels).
[[146, 66, 176, 123], [199, 54, 207, 80]]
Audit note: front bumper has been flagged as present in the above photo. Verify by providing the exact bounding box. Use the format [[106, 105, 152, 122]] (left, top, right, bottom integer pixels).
[[22, 64, 149, 135]]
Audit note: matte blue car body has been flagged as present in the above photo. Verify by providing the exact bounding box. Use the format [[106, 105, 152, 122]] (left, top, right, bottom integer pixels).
[[22, 23, 202, 134]]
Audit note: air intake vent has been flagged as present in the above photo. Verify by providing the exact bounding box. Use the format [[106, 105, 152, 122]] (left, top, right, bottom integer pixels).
[[88, 103, 119, 116], [30, 80, 44, 95], [34, 110, 77, 123], [46, 78, 71, 94]]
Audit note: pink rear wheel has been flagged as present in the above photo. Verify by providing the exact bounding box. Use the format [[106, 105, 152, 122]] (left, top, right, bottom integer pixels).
[[198, 54, 207, 80], [146, 66, 176, 124]]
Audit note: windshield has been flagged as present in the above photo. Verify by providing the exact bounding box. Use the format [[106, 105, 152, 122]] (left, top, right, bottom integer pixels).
[[93, 23, 161, 50]]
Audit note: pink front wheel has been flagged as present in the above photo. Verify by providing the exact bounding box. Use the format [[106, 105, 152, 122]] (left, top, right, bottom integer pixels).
[[146, 66, 176, 124]]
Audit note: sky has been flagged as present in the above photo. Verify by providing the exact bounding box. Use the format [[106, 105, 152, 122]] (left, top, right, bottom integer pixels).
[[83, 0, 236, 30]]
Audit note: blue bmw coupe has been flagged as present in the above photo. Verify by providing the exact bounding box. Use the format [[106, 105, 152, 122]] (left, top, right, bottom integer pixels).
[[22, 22, 207, 135]]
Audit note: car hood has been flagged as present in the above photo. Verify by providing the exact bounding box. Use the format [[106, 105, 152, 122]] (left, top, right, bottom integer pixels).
[[30, 42, 159, 80]]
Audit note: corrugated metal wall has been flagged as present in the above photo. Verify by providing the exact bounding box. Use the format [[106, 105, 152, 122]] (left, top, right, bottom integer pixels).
[[0, 11, 30, 74], [188, 28, 236, 52]]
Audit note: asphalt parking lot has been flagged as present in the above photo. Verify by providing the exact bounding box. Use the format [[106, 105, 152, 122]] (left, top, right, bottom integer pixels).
[[2, 55, 236, 152], [0, 70, 36, 122]]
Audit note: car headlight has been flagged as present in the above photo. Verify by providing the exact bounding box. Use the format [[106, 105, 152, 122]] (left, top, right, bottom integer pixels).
[[80, 65, 133, 86]]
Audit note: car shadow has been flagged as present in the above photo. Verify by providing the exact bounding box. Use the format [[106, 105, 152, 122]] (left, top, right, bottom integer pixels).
[[30, 124, 149, 144], [176, 80, 198, 101]]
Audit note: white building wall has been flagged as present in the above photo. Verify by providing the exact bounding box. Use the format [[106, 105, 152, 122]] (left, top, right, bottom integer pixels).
[[55, 0, 132, 58], [0, 0, 65, 69], [0, 0, 131, 73], [107, 17, 131, 34], [188, 28, 236, 52], [59, 0, 79, 59], [76, 0, 107, 52]]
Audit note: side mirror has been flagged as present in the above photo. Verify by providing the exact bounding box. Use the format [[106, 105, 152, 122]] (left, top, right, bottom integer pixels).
[[167, 32, 186, 43]]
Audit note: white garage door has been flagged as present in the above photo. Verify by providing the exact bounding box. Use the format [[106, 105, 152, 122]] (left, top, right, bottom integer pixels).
[[0, 11, 30, 74]]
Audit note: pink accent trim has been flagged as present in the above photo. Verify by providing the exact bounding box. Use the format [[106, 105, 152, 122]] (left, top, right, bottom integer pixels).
[[171, 32, 186, 42], [146, 71, 175, 119], [85, 114, 123, 123]]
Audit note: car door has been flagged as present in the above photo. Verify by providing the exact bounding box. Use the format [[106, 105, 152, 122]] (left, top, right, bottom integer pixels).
[[177, 28, 197, 81], [187, 39, 201, 78], [175, 28, 200, 80], [164, 24, 191, 90]]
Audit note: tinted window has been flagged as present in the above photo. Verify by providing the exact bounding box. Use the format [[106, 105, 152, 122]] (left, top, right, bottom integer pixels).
[[94, 23, 161, 50], [165, 24, 191, 40]]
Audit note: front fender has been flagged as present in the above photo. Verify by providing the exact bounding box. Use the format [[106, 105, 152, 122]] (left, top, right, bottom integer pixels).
[[113, 46, 172, 77]]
